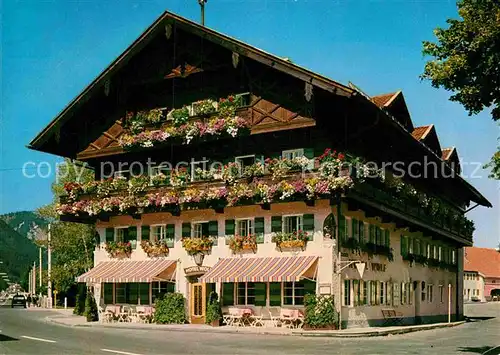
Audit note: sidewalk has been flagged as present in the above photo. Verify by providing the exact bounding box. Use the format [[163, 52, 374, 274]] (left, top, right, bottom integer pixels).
[[40, 308, 465, 338]]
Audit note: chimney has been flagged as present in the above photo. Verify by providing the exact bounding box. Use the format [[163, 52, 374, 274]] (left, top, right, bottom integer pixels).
[[198, 0, 207, 26]]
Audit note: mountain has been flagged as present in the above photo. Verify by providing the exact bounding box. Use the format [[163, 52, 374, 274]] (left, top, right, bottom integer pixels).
[[0, 219, 38, 285], [1, 211, 48, 240]]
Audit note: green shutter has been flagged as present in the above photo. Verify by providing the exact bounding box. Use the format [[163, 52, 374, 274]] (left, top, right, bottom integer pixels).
[[271, 216, 282, 233], [254, 283, 267, 306], [141, 225, 150, 241], [128, 226, 137, 249], [166, 224, 175, 248], [359, 222, 365, 244], [303, 279, 316, 295], [182, 223, 191, 238], [338, 215, 346, 242], [269, 282, 281, 306], [222, 283, 234, 306], [270, 152, 281, 159], [385, 229, 390, 247], [352, 219, 359, 239], [208, 220, 218, 237], [105, 228, 114, 242], [254, 217, 265, 244], [304, 148, 314, 159], [225, 219, 235, 236], [369, 225, 375, 243], [303, 214, 314, 241]]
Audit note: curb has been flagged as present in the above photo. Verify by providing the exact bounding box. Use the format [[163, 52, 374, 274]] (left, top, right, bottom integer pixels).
[[45, 316, 465, 338]]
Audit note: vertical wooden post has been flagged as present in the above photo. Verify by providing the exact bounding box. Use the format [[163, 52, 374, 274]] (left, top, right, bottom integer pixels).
[[448, 283, 451, 323]]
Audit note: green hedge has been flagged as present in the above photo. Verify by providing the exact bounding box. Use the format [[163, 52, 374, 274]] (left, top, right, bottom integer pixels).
[[304, 294, 338, 329], [84, 291, 98, 322], [205, 291, 222, 325], [154, 292, 186, 324]]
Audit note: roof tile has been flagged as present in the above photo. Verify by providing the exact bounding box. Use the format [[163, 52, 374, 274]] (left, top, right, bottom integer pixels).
[[464, 247, 500, 278], [412, 125, 432, 141], [372, 92, 398, 108]]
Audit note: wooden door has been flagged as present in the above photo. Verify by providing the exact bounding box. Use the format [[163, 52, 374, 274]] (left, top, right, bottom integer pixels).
[[190, 283, 205, 324]]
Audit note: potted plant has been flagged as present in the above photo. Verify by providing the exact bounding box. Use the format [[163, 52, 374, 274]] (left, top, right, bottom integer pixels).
[[228, 235, 257, 253], [104, 241, 132, 258], [272, 230, 308, 250], [141, 240, 170, 257], [205, 291, 222, 327]]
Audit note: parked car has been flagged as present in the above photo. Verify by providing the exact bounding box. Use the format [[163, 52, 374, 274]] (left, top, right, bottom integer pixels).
[[11, 294, 26, 308]]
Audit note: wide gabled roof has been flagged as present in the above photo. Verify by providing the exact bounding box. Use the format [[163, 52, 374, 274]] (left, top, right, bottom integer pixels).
[[412, 125, 433, 141], [464, 247, 500, 278], [28, 11, 355, 151]]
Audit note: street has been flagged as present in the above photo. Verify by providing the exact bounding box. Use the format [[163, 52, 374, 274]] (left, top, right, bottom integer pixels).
[[0, 303, 499, 355]]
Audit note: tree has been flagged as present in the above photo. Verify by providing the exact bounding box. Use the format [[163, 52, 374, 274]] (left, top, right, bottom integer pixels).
[[37, 159, 96, 294], [421, 0, 500, 178]]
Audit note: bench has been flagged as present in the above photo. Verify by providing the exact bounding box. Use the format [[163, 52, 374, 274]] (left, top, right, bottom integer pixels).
[[381, 309, 404, 326]]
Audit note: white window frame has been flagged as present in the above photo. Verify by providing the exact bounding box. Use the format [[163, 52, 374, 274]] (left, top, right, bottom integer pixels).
[[282, 148, 304, 160], [236, 282, 255, 306], [190, 159, 209, 182], [234, 155, 256, 176], [438, 246, 442, 261], [343, 280, 351, 306], [151, 224, 166, 241], [192, 221, 209, 238], [235, 218, 254, 237], [114, 226, 129, 243], [427, 284, 434, 303], [283, 214, 303, 234], [282, 281, 305, 306]]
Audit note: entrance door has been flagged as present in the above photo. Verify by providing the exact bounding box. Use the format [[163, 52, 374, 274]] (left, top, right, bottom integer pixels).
[[190, 283, 205, 324]]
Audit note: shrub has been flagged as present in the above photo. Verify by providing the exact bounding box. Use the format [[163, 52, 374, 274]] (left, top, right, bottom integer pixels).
[[73, 284, 86, 316], [205, 292, 222, 325], [304, 294, 338, 329], [154, 292, 186, 324], [84, 290, 98, 322]]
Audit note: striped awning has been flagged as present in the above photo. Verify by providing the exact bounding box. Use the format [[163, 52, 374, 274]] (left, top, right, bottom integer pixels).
[[76, 259, 176, 283], [199, 256, 318, 283]]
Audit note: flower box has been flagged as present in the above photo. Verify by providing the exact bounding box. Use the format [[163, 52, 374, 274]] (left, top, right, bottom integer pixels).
[[104, 241, 132, 258], [272, 231, 309, 250], [228, 235, 257, 253], [181, 237, 214, 255], [141, 240, 170, 257]]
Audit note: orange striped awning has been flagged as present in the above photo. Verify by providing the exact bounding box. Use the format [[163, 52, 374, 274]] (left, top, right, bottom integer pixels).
[[76, 259, 177, 283], [199, 256, 318, 283]]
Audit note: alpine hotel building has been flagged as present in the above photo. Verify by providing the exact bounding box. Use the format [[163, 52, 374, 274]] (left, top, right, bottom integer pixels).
[[29, 12, 491, 328]]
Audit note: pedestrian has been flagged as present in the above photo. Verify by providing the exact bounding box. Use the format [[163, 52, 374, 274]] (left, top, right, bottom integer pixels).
[[27, 294, 32, 308]]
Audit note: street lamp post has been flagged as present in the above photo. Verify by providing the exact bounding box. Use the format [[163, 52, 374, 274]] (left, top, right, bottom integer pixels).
[[47, 223, 52, 309]]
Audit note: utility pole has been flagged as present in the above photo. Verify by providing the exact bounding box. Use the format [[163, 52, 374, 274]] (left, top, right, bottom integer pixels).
[[32, 262, 36, 294], [198, 0, 207, 26], [47, 223, 52, 309], [39, 247, 42, 291]]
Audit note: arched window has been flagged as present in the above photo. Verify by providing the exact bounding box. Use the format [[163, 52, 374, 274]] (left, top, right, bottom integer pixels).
[[323, 213, 336, 239]]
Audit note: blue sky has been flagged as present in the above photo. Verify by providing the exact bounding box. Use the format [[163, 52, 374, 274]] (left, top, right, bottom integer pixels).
[[1, 0, 498, 248]]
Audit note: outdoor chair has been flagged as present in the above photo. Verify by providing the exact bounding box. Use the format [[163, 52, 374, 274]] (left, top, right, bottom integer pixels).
[[250, 313, 264, 327], [268, 307, 281, 327]]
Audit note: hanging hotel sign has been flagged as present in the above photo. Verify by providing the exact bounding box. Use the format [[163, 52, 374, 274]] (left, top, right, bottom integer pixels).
[[184, 266, 211, 277]]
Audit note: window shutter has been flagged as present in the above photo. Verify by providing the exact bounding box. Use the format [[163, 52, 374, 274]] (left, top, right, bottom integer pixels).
[[208, 220, 218, 237], [352, 219, 359, 239], [303, 214, 314, 241], [369, 224, 375, 243], [182, 223, 191, 238], [127, 226, 137, 249], [254, 283, 267, 306], [271, 216, 282, 233], [166, 224, 175, 238], [222, 283, 234, 306], [338, 215, 346, 242], [304, 148, 315, 170], [254, 217, 265, 244], [269, 282, 281, 306], [255, 155, 265, 165], [385, 229, 390, 247], [141, 225, 150, 241], [225, 219, 235, 236], [105, 228, 114, 242], [359, 222, 365, 244], [303, 279, 316, 296]]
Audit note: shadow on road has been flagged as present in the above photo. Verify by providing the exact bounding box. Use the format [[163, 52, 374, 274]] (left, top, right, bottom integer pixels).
[[465, 316, 496, 322], [457, 346, 500, 354], [0, 334, 18, 342]]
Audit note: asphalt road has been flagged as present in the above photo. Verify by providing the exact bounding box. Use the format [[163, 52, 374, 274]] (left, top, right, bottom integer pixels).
[[0, 303, 499, 355]]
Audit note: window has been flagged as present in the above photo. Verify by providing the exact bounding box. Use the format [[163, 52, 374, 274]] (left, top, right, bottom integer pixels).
[[370, 281, 378, 305], [452, 250, 456, 264], [283, 215, 303, 233], [115, 283, 150, 305], [282, 149, 304, 160], [415, 239, 421, 255], [237, 282, 255, 305], [380, 282, 385, 305], [401, 283, 407, 305], [362, 280, 368, 305], [193, 222, 210, 238], [323, 214, 336, 240], [352, 219, 365, 242], [438, 246, 442, 261], [152, 281, 175, 303], [433, 245, 438, 259], [151, 224, 175, 247], [236, 219, 253, 237], [115, 227, 128, 243], [283, 281, 305, 306], [427, 285, 434, 303], [235, 155, 256, 176], [344, 280, 351, 306], [421, 282, 426, 302], [152, 225, 166, 241], [190, 160, 209, 181], [103, 283, 113, 304], [427, 244, 431, 258]]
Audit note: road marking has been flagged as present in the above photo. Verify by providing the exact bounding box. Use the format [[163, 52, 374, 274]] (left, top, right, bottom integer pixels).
[[482, 345, 500, 355], [101, 349, 144, 355], [21, 335, 57, 343]]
